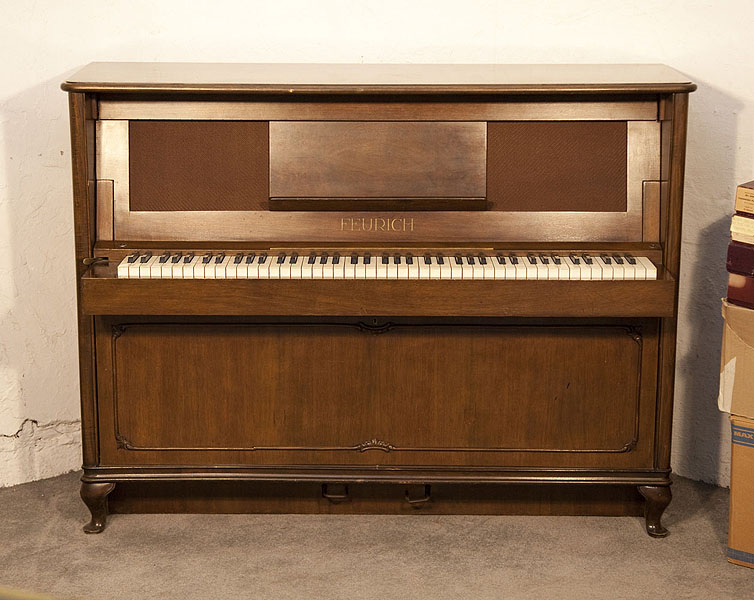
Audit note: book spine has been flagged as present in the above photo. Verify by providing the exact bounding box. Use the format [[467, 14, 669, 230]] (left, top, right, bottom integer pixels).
[[735, 183, 754, 217]]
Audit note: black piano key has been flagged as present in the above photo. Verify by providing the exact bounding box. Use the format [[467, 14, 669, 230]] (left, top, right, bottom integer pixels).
[[527, 254, 537, 265], [437, 255, 445, 265], [201, 253, 212, 264], [466, 254, 475, 265], [478, 254, 487, 265], [332, 254, 340, 265], [320, 253, 329, 264], [454, 255, 463, 265], [509, 254, 519, 265], [290, 253, 298, 264], [496, 254, 505, 265], [424, 254, 431, 265], [394, 255, 402, 265], [308, 254, 316, 264], [538, 254, 550, 264], [184, 252, 195, 264], [350, 254, 358, 265], [233, 253, 243, 264], [363, 254, 371, 265], [127, 253, 139, 263], [382, 255, 389, 265], [406, 254, 414, 265], [171, 253, 182, 264], [245, 253, 255, 264], [625, 254, 636, 265], [582, 254, 593, 265], [600, 253, 612, 264], [215, 253, 225, 264], [569, 253, 580, 265], [159, 252, 170, 263], [258, 253, 267, 264], [552, 255, 562, 265], [612, 254, 624, 264], [277, 253, 286, 264], [140, 251, 153, 263]]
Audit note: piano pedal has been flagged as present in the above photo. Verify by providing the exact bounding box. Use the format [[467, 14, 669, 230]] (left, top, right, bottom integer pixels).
[[321, 483, 350, 504], [405, 484, 432, 508]]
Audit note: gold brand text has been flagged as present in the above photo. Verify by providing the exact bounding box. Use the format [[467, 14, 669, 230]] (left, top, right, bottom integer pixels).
[[340, 217, 415, 232]]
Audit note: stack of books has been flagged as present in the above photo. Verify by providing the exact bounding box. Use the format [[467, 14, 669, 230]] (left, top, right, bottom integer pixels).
[[728, 181, 754, 309]]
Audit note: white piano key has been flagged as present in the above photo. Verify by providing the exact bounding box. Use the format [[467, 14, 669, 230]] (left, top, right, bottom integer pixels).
[[406, 256, 419, 279], [491, 256, 506, 280], [460, 256, 473, 280], [265, 256, 281, 279], [510, 259, 525, 280], [344, 256, 357, 279], [226, 255, 241, 279], [418, 256, 431, 279], [471, 257, 485, 280], [595, 256, 613, 280], [554, 257, 570, 280], [564, 257, 580, 281], [181, 255, 198, 279], [397, 256, 409, 279], [430, 257, 442, 280], [355, 256, 368, 279], [448, 256, 463, 280], [480, 257, 495, 280], [157, 255, 172, 278], [620, 256, 636, 280], [376, 257, 389, 279], [543, 257, 559, 280], [637, 257, 657, 280], [332, 256, 345, 279], [214, 255, 232, 279], [438, 257, 452, 280], [387, 257, 399, 279], [289, 256, 303, 279], [524, 257, 538, 280], [117, 256, 133, 278], [630, 257, 646, 280], [585, 257, 602, 280], [140, 255, 159, 279], [248, 255, 262, 279], [257, 255, 271, 279], [300, 257, 315, 279], [128, 254, 143, 278], [610, 256, 626, 280], [364, 256, 377, 279]]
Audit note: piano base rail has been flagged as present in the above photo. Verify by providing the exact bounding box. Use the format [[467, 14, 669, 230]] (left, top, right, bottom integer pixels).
[[81, 467, 672, 535]]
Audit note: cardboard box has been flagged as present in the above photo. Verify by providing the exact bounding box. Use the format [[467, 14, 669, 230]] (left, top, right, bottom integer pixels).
[[719, 299, 754, 418], [728, 415, 754, 568]]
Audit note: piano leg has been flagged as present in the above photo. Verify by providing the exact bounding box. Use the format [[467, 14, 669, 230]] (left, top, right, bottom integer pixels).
[[638, 485, 672, 538], [80, 481, 116, 534]]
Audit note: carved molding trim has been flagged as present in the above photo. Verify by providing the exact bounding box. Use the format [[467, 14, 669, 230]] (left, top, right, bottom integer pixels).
[[355, 439, 397, 453], [355, 321, 395, 335]]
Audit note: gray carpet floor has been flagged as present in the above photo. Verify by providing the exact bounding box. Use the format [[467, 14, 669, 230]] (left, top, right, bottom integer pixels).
[[0, 472, 752, 600]]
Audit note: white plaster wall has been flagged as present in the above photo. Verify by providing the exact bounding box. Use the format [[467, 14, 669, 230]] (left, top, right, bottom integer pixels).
[[0, 0, 748, 487]]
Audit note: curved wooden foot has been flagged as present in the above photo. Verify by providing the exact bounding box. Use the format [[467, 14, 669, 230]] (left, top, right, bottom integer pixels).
[[80, 482, 116, 534], [638, 485, 671, 538]]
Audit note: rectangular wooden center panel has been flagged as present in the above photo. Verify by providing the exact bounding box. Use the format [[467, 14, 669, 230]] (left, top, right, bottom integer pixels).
[[269, 121, 487, 199], [98, 321, 656, 469]]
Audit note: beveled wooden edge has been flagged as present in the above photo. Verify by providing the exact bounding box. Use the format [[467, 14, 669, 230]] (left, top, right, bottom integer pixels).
[[81, 466, 672, 485], [79, 277, 677, 318], [63, 82, 696, 95]]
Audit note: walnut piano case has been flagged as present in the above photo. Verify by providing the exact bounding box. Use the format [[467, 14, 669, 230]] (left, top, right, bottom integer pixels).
[[63, 63, 694, 535]]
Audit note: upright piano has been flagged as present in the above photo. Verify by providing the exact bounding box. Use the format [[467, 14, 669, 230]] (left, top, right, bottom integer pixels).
[[62, 63, 695, 534]]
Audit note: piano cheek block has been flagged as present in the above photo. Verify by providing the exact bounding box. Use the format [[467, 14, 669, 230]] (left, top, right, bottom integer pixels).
[[66, 62, 692, 535]]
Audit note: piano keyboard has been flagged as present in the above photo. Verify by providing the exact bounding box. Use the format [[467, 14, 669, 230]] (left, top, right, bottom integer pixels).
[[117, 252, 658, 280]]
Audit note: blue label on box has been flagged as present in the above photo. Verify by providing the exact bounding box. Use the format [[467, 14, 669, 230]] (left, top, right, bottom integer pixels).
[[732, 424, 754, 448], [728, 546, 754, 566]]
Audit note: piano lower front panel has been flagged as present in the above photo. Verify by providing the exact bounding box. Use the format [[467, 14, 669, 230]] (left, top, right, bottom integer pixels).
[[95, 318, 659, 471]]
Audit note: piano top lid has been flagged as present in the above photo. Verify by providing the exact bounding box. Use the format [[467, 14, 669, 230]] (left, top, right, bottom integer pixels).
[[61, 62, 696, 95]]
